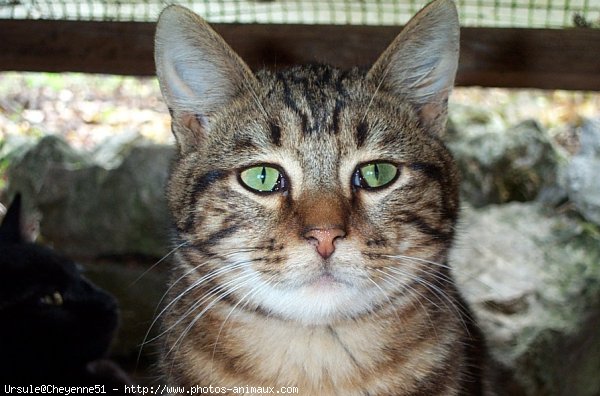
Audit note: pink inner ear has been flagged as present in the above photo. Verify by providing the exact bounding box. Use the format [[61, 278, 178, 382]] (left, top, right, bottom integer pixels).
[[181, 112, 207, 135], [177, 112, 209, 148], [420, 102, 442, 122], [171, 112, 210, 153], [418, 100, 449, 136]]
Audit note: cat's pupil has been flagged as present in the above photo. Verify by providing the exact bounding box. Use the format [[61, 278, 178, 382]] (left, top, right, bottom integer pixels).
[[259, 167, 266, 184]]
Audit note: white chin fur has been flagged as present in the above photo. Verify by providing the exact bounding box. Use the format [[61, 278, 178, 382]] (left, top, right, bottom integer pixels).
[[250, 276, 379, 326], [228, 244, 394, 326], [243, 256, 386, 325]]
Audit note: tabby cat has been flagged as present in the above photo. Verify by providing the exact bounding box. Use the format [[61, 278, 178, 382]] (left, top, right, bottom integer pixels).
[[0, 194, 130, 388], [154, 0, 489, 394]]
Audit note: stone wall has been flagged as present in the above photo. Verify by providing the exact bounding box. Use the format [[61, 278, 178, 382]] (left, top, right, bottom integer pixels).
[[3, 116, 600, 394]]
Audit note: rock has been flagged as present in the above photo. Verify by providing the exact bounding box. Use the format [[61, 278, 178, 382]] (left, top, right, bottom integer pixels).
[[446, 105, 562, 206], [92, 129, 151, 169], [5, 134, 91, 198], [0, 133, 37, 168], [6, 134, 174, 259], [452, 203, 600, 395], [565, 118, 600, 225], [447, 103, 507, 140]]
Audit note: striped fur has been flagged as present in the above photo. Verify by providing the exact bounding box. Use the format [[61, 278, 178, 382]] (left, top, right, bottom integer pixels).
[[154, 1, 490, 394]]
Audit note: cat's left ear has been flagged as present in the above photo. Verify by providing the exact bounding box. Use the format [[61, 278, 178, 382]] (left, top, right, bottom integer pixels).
[[367, 0, 459, 135], [0, 193, 24, 244], [155, 5, 258, 153]]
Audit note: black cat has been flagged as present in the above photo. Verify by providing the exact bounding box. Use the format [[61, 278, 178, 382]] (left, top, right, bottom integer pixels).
[[0, 194, 131, 389]]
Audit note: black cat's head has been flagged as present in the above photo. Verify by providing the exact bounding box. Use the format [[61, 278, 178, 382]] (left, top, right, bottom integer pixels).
[[0, 194, 119, 381]]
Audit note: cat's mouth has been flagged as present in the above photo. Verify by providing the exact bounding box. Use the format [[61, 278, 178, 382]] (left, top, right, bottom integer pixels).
[[301, 269, 354, 290], [306, 272, 339, 287]]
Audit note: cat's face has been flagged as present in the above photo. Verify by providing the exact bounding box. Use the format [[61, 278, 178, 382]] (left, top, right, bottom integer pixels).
[[0, 195, 118, 376], [156, 0, 460, 325]]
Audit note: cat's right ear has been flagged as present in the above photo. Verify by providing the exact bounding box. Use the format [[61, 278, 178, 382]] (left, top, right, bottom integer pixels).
[[367, 0, 459, 135], [0, 193, 23, 244], [155, 6, 257, 153]]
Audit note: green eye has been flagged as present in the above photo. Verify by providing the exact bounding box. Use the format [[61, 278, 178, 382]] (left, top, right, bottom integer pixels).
[[40, 291, 64, 306], [353, 162, 398, 189], [239, 165, 285, 193]]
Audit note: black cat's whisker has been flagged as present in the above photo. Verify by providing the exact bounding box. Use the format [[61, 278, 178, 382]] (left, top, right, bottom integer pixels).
[[130, 240, 191, 287]]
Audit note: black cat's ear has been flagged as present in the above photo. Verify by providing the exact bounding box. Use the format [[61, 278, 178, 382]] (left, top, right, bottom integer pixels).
[[367, 0, 459, 135], [154, 5, 258, 154], [0, 193, 24, 244]]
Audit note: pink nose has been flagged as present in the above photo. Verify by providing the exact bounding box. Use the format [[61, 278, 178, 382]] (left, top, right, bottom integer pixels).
[[303, 228, 346, 259]]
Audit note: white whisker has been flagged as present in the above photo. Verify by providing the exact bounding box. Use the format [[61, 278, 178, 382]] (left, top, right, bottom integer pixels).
[[168, 272, 262, 357], [209, 273, 278, 377], [384, 264, 470, 334], [381, 253, 452, 270], [241, 76, 269, 119], [130, 240, 190, 287], [143, 260, 252, 347], [362, 62, 392, 123], [364, 274, 401, 323], [374, 267, 438, 337]]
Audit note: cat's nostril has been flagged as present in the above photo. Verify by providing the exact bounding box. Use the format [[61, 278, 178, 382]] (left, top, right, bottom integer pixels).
[[303, 227, 346, 259]]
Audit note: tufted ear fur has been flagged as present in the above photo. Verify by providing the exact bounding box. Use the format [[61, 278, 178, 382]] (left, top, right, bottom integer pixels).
[[154, 5, 258, 153], [368, 0, 460, 135]]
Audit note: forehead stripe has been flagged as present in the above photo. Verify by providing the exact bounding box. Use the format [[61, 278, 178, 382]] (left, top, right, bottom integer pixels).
[[331, 99, 344, 135], [269, 121, 282, 147], [356, 119, 368, 148]]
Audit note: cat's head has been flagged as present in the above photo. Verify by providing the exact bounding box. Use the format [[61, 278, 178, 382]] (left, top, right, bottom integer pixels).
[[0, 194, 119, 378], [155, 0, 460, 325]]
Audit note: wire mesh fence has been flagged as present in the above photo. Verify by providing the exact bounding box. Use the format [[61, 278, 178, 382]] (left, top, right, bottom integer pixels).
[[0, 0, 599, 28]]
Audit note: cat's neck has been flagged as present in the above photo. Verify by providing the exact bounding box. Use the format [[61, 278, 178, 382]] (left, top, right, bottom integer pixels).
[[172, 302, 461, 395]]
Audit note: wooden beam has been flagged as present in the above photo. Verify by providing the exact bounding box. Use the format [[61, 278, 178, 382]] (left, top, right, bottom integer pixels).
[[0, 19, 155, 76], [458, 27, 600, 91], [1, 19, 599, 91]]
